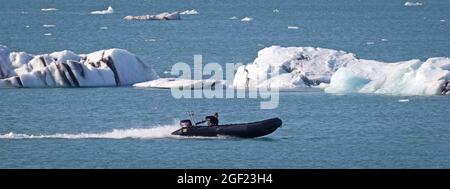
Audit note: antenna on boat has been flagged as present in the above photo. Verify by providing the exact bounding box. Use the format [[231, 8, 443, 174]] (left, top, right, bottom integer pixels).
[[187, 111, 196, 126]]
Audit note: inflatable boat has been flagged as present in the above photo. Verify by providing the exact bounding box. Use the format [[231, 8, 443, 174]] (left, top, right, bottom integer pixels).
[[171, 118, 282, 138]]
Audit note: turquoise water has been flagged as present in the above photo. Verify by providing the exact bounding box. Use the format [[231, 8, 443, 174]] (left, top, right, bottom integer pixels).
[[1, 0, 450, 168]]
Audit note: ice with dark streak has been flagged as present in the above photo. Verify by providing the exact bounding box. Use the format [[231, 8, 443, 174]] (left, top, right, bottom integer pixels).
[[0, 45, 158, 87]]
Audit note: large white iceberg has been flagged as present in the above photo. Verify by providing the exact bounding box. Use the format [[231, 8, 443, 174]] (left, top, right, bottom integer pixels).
[[233, 46, 450, 95], [0, 45, 158, 88], [233, 46, 355, 89]]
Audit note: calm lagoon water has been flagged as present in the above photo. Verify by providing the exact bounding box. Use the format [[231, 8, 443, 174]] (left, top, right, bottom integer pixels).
[[1, 0, 449, 168]]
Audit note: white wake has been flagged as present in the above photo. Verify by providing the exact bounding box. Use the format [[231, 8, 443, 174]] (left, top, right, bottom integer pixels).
[[1, 124, 178, 139], [0, 124, 228, 140]]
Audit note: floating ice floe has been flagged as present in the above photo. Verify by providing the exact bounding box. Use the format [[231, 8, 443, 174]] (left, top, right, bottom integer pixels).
[[41, 8, 58, 11], [233, 46, 450, 96], [124, 12, 180, 21], [43, 24, 55, 28], [90, 6, 114, 15], [398, 99, 410, 102], [44, 33, 52, 36], [381, 38, 388, 42], [233, 46, 353, 90], [325, 58, 450, 96], [100, 26, 108, 30], [440, 20, 446, 22], [288, 26, 299, 30], [241, 17, 253, 22], [273, 9, 279, 13], [133, 78, 224, 89], [404, 2, 422, 6], [229, 16, 238, 20], [180, 9, 199, 15], [0, 45, 158, 88], [366, 42, 375, 45]]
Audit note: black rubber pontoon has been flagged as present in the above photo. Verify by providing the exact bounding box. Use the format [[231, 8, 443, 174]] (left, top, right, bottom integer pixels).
[[171, 118, 282, 138]]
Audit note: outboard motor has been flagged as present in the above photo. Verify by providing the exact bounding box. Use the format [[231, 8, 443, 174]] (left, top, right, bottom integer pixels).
[[180, 119, 192, 128]]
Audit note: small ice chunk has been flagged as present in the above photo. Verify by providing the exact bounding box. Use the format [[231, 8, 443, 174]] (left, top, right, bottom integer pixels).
[[241, 17, 253, 22], [229, 16, 238, 20], [91, 6, 114, 15], [273, 9, 279, 13], [180, 9, 199, 15], [124, 12, 180, 21], [288, 26, 299, 30], [404, 2, 422, 6], [381, 38, 388, 42], [100, 26, 108, 30], [440, 19, 446, 22], [44, 33, 52, 36], [41, 8, 58, 11], [366, 41, 375, 45], [398, 99, 410, 102], [43, 24, 55, 28], [25, 25, 30, 28], [145, 39, 156, 42]]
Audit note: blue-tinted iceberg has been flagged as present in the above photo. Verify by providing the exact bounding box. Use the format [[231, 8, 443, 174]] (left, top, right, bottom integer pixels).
[[233, 46, 450, 95], [325, 58, 450, 95], [0, 45, 158, 88]]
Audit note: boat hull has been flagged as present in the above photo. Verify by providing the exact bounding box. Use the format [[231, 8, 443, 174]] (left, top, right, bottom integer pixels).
[[171, 118, 282, 138]]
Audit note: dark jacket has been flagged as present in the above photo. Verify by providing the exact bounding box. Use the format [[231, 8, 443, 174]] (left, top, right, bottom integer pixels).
[[205, 116, 219, 126]]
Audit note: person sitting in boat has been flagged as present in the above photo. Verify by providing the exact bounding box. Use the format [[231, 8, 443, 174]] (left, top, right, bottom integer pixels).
[[196, 112, 219, 126]]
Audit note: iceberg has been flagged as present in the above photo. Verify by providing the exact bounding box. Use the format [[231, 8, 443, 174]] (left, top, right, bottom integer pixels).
[[0, 45, 158, 88], [41, 8, 58, 11], [404, 2, 422, 6], [180, 9, 199, 15], [325, 58, 450, 95], [233, 46, 450, 96], [233, 46, 355, 89], [241, 17, 253, 22], [133, 78, 223, 89], [124, 12, 180, 21], [90, 6, 114, 15]]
